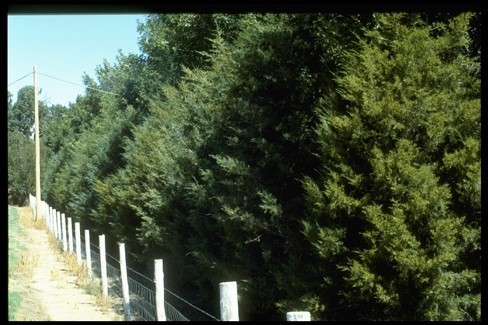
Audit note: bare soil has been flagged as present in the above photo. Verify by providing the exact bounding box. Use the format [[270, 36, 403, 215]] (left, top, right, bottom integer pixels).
[[8, 206, 123, 321]]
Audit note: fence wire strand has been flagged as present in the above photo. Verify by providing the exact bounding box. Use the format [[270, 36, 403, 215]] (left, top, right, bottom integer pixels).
[[32, 198, 221, 322]]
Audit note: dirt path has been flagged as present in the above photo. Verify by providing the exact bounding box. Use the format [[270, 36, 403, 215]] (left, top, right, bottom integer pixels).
[[9, 206, 123, 321]]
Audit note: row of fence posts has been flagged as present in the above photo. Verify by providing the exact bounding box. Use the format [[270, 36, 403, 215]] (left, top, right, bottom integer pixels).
[[29, 194, 311, 321]]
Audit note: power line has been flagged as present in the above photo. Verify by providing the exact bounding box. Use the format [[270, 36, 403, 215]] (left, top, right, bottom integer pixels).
[[38, 72, 120, 97], [8, 70, 121, 98], [8, 72, 33, 87]]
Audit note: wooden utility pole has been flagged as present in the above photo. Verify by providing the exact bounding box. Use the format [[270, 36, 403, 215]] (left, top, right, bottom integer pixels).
[[34, 65, 41, 222]]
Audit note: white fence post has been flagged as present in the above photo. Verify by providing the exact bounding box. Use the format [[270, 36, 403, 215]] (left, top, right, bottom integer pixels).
[[49, 206, 53, 232], [99, 234, 108, 299], [62, 213, 67, 252], [219, 281, 239, 321], [53, 208, 57, 238], [50, 207, 53, 233], [287, 311, 311, 321], [68, 217, 73, 253], [45, 205, 48, 231], [56, 210, 61, 241], [75, 222, 82, 265], [85, 229, 92, 278], [155, 259, 166, 321], [43, 201, 47, 219], [119, 243, 131, 321], [53, 209, 59, 239], [31, 195, 36, 221]]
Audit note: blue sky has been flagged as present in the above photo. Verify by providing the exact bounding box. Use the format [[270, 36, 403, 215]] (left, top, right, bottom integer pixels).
[[8, 14, 147, 107]]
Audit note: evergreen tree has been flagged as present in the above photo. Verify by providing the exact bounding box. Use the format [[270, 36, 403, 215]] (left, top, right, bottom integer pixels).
[[8, 130, 35, 205], [39, 103, 69, 152], [94, 51, 158, 119], [42, 75, 103, 215], [9, 86, 36, 137], [134, 13, 366, 319], [87, 13, 244, 285], [137, 13, 243, 86], [302, 13, 480, 320], [8, 87, 49, 205], [8, 90, 13, 111], [88, 13, 368, 320]]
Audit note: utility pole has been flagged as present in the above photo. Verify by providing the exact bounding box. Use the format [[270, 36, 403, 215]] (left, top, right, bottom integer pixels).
[[34, 65, 41, 222]]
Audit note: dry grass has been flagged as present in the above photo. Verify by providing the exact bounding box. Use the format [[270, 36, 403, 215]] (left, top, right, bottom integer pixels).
[[15, 252, 40, 276], [72, 260, 110, 314], [64, 253, 88, 286], [18, 207, 46, 231], [50, 267, 61, 281], [13, 208, 41, 276], [47, 232, 62, 253], [58, 241, 110, 314], [95, 290, 110, 313]]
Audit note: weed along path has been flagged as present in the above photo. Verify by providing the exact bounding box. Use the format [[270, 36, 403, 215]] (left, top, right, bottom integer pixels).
[[8, 206, 123, 321]]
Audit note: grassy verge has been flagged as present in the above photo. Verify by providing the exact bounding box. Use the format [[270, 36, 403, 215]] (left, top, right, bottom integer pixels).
[[8, 206, 25, 320], [9, 205, 121, 321], [8, 206, 45, 320]]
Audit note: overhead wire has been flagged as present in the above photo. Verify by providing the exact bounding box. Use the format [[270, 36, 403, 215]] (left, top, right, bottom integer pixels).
[[8, 70, 120, 98], [8, 72, 33, 87], [37, 72, 120, 97]]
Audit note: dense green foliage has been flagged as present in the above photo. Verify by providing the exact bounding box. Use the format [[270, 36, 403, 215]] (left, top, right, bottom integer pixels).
[[7, 87, 50, 206], [8, 129, 35, 205], [8, 12, 480, 321], [302, 13, 480, 320], [8, 86, 35, 137]]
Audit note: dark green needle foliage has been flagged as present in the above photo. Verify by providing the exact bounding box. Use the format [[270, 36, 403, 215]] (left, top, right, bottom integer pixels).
[[10, 11, 479, 321], [302, 13, 480, 320]]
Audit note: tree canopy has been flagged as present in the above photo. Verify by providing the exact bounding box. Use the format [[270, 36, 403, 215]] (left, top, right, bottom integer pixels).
[[302, 12, 480, 320], [8, 12, 480, 321]]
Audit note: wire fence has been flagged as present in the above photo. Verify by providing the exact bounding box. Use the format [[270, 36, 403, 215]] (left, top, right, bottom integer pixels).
[[72, 233, 197, 321], [30, 194, 312, 322], [47, 227, 218, 321]]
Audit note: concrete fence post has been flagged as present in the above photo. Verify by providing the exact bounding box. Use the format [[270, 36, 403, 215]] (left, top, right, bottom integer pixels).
[[68, 217, 73, 253], [45, 204, 48, 229], [85, 229, 92, 278], [119, 243, 131, 321], [31, 195, 36, 221], [56, 210, 61, 241], [49, 206, 53, 232], [61, 213, 67, 252], [42, 201, 47, 219], [75, 222, 82, 265], [286, 311, 311, 321], [154, 259, 166, 321], [99, 234, 108, 299], [53, 209, 57, 238], [219, 281, 239, 321]]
